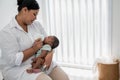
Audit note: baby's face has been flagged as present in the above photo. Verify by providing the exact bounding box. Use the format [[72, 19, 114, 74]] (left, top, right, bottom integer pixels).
[[44, 36, 54, 46]]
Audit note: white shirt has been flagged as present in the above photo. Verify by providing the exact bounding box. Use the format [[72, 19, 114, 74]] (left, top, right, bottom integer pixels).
[[0, 17, 47, 80]]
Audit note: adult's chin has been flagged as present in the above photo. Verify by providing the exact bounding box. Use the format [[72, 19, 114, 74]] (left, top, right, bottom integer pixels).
[[28, 21, 33, 25]]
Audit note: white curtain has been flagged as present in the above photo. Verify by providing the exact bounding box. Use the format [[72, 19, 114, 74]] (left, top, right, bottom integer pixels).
[[38, 0, 112, 69]]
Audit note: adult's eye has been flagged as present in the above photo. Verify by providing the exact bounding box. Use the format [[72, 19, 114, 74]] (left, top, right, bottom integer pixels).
[[33, 13, 36, 16]]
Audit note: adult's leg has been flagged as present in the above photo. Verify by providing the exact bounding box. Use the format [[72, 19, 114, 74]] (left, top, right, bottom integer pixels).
[[36, 72, 52, 80], [49, 66, 69, 80]]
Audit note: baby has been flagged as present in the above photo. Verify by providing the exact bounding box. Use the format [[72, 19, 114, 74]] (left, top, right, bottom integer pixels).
[[27, 36, 59, 73]]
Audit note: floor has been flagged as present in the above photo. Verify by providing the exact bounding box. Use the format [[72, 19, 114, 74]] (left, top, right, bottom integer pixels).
[[0, 67, 98, 80], [61, 67, 98, 80]]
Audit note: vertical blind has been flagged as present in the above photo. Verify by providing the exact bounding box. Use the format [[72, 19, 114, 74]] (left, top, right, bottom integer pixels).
[[40, 0, 112, 69]]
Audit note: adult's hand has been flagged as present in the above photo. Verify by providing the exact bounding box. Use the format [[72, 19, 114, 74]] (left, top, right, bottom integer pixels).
[[22, 38, 43, 62], [32, 38, 43, 52]]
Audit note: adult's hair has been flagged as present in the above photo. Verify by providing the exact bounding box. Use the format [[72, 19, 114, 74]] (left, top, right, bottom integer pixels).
[[52, 36, 59, 49], [17, 0, 40, 12]]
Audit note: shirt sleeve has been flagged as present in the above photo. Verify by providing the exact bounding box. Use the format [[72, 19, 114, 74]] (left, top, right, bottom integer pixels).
[[0, 30, 23, 66], [15, 52, 24, 66]]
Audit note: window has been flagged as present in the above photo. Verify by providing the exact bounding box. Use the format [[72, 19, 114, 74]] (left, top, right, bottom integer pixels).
[[38, 0, 112, 69]]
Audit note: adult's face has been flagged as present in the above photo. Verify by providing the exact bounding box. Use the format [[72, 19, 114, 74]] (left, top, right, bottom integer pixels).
[[22, 7, 39, 25]]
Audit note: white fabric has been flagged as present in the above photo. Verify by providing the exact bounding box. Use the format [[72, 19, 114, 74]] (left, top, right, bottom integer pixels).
[[44, 61, 57, 75], [0, 17, 55, 80], [15, 52, 24, 66], [36, 44, 51, 57]]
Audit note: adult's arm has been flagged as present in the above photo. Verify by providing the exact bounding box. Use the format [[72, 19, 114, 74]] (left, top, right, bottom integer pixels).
[[22, 38, 43, 62], [0, 31, 42, 66], [44, 51, 54, 69]]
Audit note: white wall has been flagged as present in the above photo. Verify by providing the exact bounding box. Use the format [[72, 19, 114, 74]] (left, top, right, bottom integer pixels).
[[0, 0, 17, 30], [0, 0, 46, 30]]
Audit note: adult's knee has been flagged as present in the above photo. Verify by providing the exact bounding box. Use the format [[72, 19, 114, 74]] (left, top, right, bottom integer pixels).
[[36, 72, 52, 80], [49, 66, 69, 80]]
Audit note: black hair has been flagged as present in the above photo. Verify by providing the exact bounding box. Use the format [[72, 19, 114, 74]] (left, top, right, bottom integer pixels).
[[17, 0, 40, 12], [52, 36, 59, 49]]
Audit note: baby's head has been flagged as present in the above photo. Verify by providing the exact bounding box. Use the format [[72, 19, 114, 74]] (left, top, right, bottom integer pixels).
[[43, 36, 59, 49]]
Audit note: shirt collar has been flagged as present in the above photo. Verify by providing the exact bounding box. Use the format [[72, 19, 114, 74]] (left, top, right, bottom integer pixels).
[[11, 16, 26, 32]]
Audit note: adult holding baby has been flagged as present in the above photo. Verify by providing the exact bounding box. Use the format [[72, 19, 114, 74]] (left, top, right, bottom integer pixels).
[[0, 0, 69, 80]]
